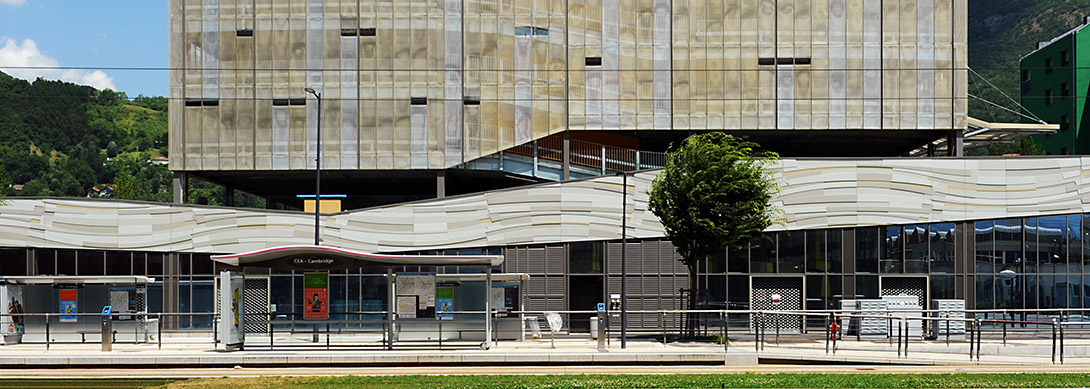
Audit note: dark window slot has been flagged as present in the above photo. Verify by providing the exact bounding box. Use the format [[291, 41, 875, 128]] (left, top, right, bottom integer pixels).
[[184, 100, 202, 107], [202, 100, 218, 107], [758, 57, 812, 65], [410, 97, 428, 105], [341, 28, 357, 36], [585, 57, 602, 66], [290, 98, 306, 106], [758, 57, 775, 66], [185, 99, 218, 107], [272, 99, 289, 106], [236, 29, 253, 37], [359, 28, 376, 37], [463, 97, 480, 106], [794, 57, 812, 65]]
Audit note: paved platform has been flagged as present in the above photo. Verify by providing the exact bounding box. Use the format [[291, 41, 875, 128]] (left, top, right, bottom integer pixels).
[[2, 334, 1089, 368]]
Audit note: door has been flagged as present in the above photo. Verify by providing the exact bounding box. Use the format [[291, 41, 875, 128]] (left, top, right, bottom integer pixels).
[[568, 276, 604, 333], [751, 276, 804, 333]]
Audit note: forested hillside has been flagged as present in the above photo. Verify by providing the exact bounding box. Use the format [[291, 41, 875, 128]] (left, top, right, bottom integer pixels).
[[968, 0, 1090, 123], [0, 71, 172, 201]]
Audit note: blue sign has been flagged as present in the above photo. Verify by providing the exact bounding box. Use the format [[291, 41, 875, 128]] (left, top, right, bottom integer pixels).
[[101, 306, 112, 316], [597, 303, 606, 313]]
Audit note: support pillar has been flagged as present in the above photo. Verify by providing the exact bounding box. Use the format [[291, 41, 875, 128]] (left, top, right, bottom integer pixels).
[[485, 265, 493, 350], [436, 170, 446, 199], [387, 268, 395, 350], [947, 130, 964, 157], [562, 132, 571, 181], [172, 171, 187, 204], [225, 186, 235, 207]]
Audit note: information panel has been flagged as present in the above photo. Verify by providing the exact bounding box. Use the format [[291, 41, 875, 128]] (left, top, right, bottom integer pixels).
[[303, 272, 329, 320], [218, 271, 244, 350], [59, 289, 78, 323]]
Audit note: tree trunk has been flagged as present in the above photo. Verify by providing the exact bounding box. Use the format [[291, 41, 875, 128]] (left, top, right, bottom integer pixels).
[[687, 260, 699, 339]]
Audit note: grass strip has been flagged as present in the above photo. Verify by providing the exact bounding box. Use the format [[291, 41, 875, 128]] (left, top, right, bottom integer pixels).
[[161, 373, 1090, 388]]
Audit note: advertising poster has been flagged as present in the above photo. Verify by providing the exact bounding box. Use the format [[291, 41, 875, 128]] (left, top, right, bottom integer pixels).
[[3, 285, 24, 336], [59, 289, 78, 323], [303, 272, 329, 320], [218, 271, 244, 350], [436, 286, 454, 320]]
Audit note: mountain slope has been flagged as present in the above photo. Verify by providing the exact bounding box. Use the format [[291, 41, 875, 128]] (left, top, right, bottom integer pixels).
[[968, 0, 1090, 122]]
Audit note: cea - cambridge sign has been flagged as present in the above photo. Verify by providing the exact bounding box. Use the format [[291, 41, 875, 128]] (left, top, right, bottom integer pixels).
[[290, 258, 341, 270]]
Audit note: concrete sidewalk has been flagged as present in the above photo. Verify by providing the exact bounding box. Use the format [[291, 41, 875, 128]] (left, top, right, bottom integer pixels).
[[1, 334, 1087, 368]]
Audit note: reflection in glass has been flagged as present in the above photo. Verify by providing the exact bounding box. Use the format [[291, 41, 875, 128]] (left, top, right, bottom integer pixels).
[[881, 226, 903, 273], [856, 227, 879, 273], [930, 223, 955, 273], [975, 220, 994, 274]]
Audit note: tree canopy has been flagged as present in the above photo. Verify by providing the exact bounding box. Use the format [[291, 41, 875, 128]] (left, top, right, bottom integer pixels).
[[648, 132, 781, 266]]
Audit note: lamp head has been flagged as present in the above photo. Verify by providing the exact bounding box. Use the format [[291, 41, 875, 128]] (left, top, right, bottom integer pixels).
[[305, 87, 317, 95]]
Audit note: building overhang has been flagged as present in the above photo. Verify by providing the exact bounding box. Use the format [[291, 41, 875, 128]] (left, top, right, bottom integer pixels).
[[210, 245, 504, 270], [0, 276, 156, 285], [910, 117, 1058, 156]]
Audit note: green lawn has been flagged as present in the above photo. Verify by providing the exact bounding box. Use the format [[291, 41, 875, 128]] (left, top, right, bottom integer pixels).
[[6, 373, 1090, 388], [152, 373, 1090, 388]]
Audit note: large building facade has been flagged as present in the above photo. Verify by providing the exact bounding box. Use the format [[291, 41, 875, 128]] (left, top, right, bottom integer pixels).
[[1020, 17, 1090, 155], [169, 0, 969, 207], [4, 157, 1090, 331]]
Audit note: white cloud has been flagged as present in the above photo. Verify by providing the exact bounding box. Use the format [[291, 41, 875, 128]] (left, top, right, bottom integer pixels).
[[0, 0, 26, 6], [0, 37, 117, 91]]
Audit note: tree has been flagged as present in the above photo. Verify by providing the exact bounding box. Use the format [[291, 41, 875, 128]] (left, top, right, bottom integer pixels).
[[0, 163, 10, 201], [647, 132, 780, 337], [113, 166, 136, 200]]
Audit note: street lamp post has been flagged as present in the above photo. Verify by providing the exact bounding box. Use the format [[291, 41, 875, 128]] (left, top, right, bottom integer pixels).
[[616, 171, 628, 349], [305, 87, 321, 246]]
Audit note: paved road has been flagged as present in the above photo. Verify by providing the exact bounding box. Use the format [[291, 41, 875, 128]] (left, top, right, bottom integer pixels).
[[5, 364, 1090, 379]]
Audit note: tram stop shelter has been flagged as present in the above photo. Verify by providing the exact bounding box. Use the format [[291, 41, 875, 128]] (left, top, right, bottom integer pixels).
[[211, 245, 526, 351], [0, 276, 156, 345]]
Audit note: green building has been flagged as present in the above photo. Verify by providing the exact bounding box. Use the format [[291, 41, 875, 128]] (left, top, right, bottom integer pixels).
[[1020, 17, 1090, 155]]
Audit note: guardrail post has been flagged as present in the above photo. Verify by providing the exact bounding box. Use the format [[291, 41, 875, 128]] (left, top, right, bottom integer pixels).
[[439, 320, 443, 350], [1002, 321, 1006, 345], [158, 314, 162, 350], [1052, 318, 1057, 364], [760, 313, 765, 351], [601, 145, 606, 175], [721, 311, 728, 353], [969, 318, 975, 361], [904, 318, 909, 358], [754, 313, 760, 353], [825, 314, 830, 354], [775, 315, 780, 345], [975, 319, 982, 361], [897, 319, 902, 358], [945, 313, 950, 346], [45, 315, 50, 350], [326, 323, 330, 350], [1060, 320, 1065, 364]]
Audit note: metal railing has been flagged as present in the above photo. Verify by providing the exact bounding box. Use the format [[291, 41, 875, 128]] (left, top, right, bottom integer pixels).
[[3, 308, 1090, 364]]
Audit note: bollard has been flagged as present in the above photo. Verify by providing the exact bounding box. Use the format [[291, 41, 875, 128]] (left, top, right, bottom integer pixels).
[[45, 318, 50, 351], [945, 314, 950, 346], [775, 315, 780, 345], [968, 319, 975, 361], [897, 319, 902, 358], [904, 319, 909, 358], [975, 319, 982, 361], [1002, 321, 1007, 345], [721, 311, 728, 353]]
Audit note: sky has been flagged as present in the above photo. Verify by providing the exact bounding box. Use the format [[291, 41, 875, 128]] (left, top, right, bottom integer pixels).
[[0, 0, 167, 97]]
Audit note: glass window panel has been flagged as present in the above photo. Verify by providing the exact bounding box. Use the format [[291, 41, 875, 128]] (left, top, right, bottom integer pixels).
[[0, 249, 27, 276], [975, 275, 994, 309], [190, 278, 215, 329], [105, 252, 131, 276], [1025, 218, 1040, 274], [1069, 275, 1082, 309], [1038, 216, 1066, 274], [1069, 216, 1082, 274], [568, 242, 604, 273], [750, 234, 776, 273], [1025, 274, 1038, 310], [35, 250, 55, 276], [930, 223, 955, 273], [1040, 274, 1064, 309], [147, 253, 164, 276], [856, 275, 879, 299], [930, 275, 955, 300], [904, 224, 928, 273], [995, 218, 1022, 273], [881, 226, 903, 273], [805, 230, 827, 273], [779, 231, 805, 273], [727, 275, 750, 326], [975, 220, 994, 274], [78, 251, 105, 276], [708, 249, 726, 274], [57, 250, 76, 276], [827, 230, 843, 274], [996, 272, 1020, 310], [855, 227, 879, 273], [728, 245, 749, 273]]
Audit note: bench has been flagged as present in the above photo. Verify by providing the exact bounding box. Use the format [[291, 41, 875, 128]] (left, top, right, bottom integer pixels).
[[76, 330, 117, 343]]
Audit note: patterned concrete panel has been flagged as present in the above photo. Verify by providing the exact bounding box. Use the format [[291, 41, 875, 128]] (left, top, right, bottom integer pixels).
[[3, 157, 1090, 254]]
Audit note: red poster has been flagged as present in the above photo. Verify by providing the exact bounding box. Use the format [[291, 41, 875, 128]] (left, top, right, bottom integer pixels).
[[303, 272, 329, 319]]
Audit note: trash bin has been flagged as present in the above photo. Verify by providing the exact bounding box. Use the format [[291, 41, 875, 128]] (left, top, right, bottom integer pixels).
[[146, 319, 160, 342], [590, 316, 598, 339]]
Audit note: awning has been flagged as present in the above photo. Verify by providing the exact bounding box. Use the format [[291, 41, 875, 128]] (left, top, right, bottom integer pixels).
[[211, 245, 504, 270], [1, 276, 156, 285]]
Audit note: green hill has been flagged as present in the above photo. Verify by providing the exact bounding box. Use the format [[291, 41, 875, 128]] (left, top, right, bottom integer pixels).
[[969, 0, 1090, 123], [0, 71, 171, 201]]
